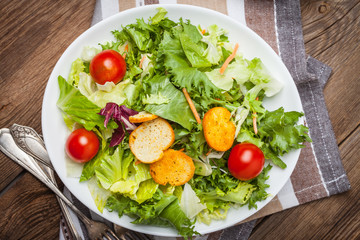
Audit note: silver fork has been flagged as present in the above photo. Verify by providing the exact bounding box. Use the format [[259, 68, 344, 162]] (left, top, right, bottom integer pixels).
[[0, 127, 145, 240]]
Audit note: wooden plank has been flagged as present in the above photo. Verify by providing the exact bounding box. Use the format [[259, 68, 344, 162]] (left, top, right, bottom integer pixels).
[[0, 172, 61, 239], [0, 0, 358, 239], [249, 126, 360, 239], [300, 0, 360, 143], [0, 0, 95, 192], [0, 160, 23, 193], [0, 1, 94, 238]]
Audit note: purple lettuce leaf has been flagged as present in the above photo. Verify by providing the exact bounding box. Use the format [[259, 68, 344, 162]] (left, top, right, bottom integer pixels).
[[109, 125, 126, 147], [98, 103, 138, 147]]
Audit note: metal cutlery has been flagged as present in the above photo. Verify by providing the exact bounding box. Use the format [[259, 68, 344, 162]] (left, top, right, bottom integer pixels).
[[0, 127, 140, 240], [9, 124, 81, 240]]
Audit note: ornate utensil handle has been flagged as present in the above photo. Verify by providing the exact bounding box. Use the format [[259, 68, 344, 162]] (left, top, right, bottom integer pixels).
[[0, 128, 84, 240]]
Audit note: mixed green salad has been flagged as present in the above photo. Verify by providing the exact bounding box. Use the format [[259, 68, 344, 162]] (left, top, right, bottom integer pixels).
[[57, 8, 311, 238]]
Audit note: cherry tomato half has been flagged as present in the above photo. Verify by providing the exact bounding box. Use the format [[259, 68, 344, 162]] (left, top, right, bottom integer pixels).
[[228, 143, 265, 181], [89, 50, 126, 85], [65, 128, 99, 163]]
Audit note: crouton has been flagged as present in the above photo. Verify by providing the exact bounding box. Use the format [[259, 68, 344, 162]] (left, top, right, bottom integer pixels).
[[129, 111, 158, 123], [129, 118, 175, 163], [150, 149, 195, 186], [203, 107, 235, 151]]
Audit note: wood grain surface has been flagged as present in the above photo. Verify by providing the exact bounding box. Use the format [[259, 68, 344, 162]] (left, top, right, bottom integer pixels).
[[0, 0, 359, 239]]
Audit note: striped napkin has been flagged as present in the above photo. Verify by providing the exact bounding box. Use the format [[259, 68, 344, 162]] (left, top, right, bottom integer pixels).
[[60, 1, 350, 239]]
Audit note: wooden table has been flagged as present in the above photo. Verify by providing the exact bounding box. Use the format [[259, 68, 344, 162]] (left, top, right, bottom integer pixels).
[[0, 1, 359, 239]]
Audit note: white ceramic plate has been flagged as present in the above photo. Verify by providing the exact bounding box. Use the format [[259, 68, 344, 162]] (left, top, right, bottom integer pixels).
[[42, 4, 302, 237]]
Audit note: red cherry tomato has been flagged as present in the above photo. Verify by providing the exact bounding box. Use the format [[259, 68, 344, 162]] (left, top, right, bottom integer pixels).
[[65, 129, 99, 163], [228, 143, 265, 181], [89, 50, 126, 85]]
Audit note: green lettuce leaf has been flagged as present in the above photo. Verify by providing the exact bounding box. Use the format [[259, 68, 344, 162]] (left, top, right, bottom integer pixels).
[[158, 30, 221, 98], [159, 198, 198, 239], [135, 179, 159, 204], [88, 79, 130, 108], [247, 58, 283, 97], [196, 181, 256, 205], [179, 32, 211, 68], [201, 24, 227, 65], [106, 189, 196, 239], [180, 183, 206, 219], [81, 46, 101, 62], [143, 75, 195, 130], [151, 7, 167, 25], [110, 161, 154, 203], [196, 208, 228, 225], [57, 76, 117, 131], [180, 18, 203, 43], [87, 177, 112, 213], [68, 58, 85, 86], [95, 147, 132, 189], [80, 146, 108, 182], [258, 108, 311, 168], [205, 58, 250, 91], [124, 27, 153, 52], [142, 92, 170, 105], [248, 164, 272, 209]]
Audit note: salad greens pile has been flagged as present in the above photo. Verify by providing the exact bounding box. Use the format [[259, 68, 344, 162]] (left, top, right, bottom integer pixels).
[[56, 8, 311, 238]]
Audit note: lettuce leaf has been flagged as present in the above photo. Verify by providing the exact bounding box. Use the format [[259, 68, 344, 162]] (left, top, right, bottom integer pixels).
[[258, 108, 311, 168], [81, 46, 101, 62], [205, 59, 250, 91], [196, 208, 228, 225], [236, 107, 311, 169], [179, 32, 211, 68], [88, 80, 129, 108], [158, 30, 221, 98], [80, 146, 108, 182], [151, 7, 167, 25], [248, 164, 272, 209], [159, 199, 198, 239], [180, 183, 206, 219], [124, 27, 153, 52], [68, 58, 85, 86], [105, 189, 197, 239], [87, 177, 112, 213], [142, 92, 170, 105], [135, 179, 159, 204], [143, 75, 195, 130], [201, 24, 227, 65], [57, 76, 117, 131], [247, 58, 283, 97], [110, 161, 154, 203], [95, 147, 130, 189]]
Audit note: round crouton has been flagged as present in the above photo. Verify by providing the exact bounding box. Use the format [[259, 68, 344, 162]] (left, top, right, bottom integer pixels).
[[129, 118, 175, 163], [203, 107, 235, 151], [129, 111, 158, 123], [150, 149, 195, 186]]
